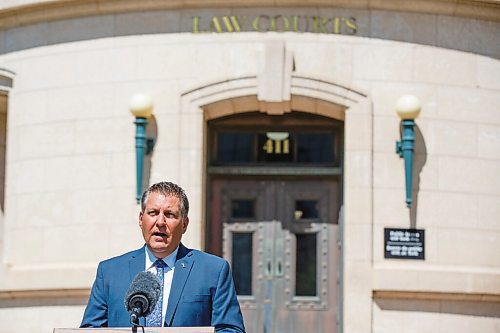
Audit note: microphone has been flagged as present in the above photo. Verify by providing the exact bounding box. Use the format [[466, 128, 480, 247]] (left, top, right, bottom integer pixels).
[[124, 271, 162, 326]]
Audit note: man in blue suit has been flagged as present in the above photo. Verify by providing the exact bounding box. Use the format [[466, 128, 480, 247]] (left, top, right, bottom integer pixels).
[[81, 182, 245, 332]]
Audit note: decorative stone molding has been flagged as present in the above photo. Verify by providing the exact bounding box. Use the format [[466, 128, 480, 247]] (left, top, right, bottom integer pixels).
[[0, 68, 14, 93], [257, 40, 293, 115], [182, 74, 365, 120], [0, 0, 499, 30]]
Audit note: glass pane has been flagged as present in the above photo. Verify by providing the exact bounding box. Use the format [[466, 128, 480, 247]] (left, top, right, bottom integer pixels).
[[295, 233, 317, 296], [217, 132, 253, 163], [232, 233, 253, 296], [297, 133, 334, 163], [231, 200, 255, 219], [295, 200, 319, 219]]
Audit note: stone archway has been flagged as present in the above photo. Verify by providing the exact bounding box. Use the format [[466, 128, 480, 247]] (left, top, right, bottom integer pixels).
[[179, 43, 373, 331]]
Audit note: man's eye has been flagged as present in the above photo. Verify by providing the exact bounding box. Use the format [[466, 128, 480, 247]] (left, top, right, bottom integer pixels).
[[148, 211, 158, 216]]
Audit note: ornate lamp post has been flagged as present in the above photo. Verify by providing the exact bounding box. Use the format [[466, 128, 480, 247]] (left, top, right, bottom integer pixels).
[[129, 93, 154, 203], [395, 94, 421, 208]]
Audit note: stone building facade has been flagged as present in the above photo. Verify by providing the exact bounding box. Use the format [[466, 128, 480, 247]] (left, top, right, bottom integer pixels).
[[0, 1, 499, 332]]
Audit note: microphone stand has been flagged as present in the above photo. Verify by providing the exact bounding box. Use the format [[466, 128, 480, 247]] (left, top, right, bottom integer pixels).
[[129, 295, 148, 332], [130, 313, 145, 333], [131, 325, 145, 333]]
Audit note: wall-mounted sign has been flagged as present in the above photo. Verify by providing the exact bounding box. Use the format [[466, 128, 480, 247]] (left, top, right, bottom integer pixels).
[[192, 15, 358, 35], [384, 228, 425, 260]]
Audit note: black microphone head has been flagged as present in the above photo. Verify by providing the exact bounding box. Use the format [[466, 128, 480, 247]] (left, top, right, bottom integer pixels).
[[124, 271, 161, 316]]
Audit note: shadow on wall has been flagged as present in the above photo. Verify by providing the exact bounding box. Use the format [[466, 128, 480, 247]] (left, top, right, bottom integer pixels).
[[0, 92, 6, 214], [375, 298, 500, 318], [141, 114, 158, 196], [410, 125, 426, 229]]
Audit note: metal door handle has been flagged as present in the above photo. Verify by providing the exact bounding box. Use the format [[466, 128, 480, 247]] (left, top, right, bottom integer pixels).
[[276, 259, 283, 276], [266, 260, 272, 276]]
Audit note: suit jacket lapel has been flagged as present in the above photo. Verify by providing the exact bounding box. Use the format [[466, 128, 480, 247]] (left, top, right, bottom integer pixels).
[[128, 246, 146, 326], [165, 243, 193, 326], [128, 246, 146, 281]]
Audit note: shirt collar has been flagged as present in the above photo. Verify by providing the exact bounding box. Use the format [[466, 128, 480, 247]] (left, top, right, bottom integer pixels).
[[144, 245, 179, 270]]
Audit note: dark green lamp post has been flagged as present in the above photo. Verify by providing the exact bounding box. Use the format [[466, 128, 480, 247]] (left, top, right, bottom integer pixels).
[[129, 93, 154, 204], [395, 94, 421, 208]]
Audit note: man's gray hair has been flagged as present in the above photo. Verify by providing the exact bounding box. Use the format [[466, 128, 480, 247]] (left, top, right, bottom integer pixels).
[[140, 181, 189, 217]]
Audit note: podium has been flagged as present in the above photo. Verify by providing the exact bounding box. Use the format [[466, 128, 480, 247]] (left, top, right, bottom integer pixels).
[[54, 328, 214, 333]]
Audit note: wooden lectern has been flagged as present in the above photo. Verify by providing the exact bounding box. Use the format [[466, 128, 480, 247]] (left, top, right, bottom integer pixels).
[[54, 328, 214, 333]]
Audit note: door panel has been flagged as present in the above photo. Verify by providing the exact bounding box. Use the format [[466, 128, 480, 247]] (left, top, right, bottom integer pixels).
[[214, 179, 339, 333]]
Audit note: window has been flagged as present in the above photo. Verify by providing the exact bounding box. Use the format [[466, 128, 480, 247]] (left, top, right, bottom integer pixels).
[[209, 111, 342, 167]]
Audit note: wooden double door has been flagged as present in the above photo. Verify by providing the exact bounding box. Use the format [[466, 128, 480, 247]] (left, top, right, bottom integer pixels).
[[210, 179, 340, 333]]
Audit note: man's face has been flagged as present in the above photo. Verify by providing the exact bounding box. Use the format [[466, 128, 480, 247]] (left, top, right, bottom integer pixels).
[[139, 192, 189, 259]]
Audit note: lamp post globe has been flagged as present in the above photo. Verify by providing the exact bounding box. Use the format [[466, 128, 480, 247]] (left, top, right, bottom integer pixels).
[[395, 94, 421, 120], [129, 93, 154, 119]]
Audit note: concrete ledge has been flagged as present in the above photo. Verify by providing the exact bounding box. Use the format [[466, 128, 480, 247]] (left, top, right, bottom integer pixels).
[[0, 288, 90, 300], [373, 290, 500, 303]]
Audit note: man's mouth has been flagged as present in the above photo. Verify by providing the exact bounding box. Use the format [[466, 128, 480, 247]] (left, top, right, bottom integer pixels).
[[153, 232, 167, 237]]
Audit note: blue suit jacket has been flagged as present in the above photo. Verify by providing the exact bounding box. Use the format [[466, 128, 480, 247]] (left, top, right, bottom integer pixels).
[[81, 243, 245, 332]]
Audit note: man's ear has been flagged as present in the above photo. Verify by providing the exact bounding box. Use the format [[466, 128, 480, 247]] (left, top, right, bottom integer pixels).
[[138, 211, 144, 228], [182, 217, 189, 233]]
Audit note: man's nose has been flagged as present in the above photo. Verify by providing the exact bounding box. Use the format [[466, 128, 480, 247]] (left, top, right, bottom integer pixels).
[[155, 213, 167, 226]]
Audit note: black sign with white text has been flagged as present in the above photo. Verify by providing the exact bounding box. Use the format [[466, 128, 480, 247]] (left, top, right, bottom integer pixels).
[[384, 228, 425, 260]]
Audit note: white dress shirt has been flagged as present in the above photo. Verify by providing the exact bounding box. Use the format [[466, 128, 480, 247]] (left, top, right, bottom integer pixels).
[[145, 246, 178, 326]]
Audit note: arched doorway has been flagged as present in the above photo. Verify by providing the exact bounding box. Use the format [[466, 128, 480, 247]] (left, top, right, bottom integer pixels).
[[206, 109, 343, 333]]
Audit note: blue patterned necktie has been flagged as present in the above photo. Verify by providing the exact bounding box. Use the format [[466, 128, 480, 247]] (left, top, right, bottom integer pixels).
[[146, 259, 167, 327]]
